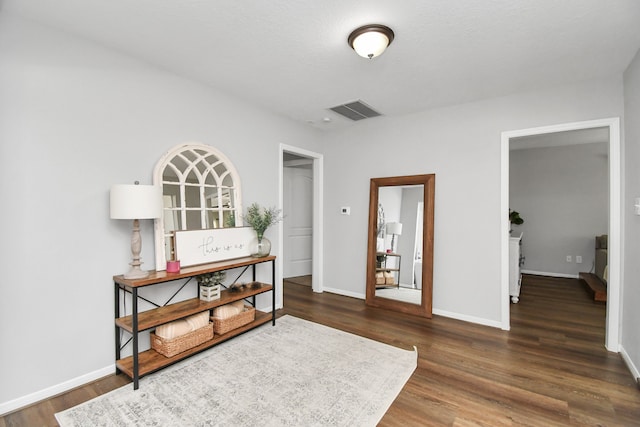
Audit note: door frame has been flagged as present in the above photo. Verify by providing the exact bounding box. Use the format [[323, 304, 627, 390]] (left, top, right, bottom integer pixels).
[[500, 117, 621, 351], [279, 144, 324, 293]]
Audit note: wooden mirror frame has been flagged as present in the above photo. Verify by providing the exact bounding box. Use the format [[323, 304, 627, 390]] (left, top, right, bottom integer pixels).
[[366, 174, 435, 317]]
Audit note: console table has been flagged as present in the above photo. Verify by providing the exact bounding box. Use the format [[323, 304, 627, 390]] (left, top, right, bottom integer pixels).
[[376, 251, 401, 288], [114, 255, 276, 389]]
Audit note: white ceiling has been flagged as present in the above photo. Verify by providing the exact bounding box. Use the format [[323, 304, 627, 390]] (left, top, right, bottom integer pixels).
[[4, 0, 640, 131]]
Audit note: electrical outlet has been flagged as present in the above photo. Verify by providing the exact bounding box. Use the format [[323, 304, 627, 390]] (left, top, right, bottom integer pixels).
[[340, 207, 351, 215], [576, 255, 582, 264], [566, 255, 572, 263]]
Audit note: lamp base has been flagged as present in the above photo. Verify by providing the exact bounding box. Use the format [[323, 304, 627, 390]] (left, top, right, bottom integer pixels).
[[124, 218, 149, 279], [124, 266, 150, 279]]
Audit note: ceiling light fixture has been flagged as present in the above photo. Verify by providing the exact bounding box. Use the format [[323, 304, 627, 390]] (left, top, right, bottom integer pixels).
[[348, 24, 394, 59]]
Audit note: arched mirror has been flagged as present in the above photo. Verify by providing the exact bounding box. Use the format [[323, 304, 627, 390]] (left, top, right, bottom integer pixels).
[[366, 174, 435, 317], [153, 143, 243, 271]]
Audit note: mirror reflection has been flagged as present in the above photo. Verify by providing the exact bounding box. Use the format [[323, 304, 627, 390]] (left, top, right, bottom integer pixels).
[[375, 185, 424, 305], [366, 174, 434, 318]]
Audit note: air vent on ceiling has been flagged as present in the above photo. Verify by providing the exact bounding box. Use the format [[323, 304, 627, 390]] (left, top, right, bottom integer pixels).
[[329, 100, 382, 121]]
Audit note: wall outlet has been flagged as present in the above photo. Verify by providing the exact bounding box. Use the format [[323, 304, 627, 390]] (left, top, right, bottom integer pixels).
[[340, 206, 351, 215], [576, 255, 583, 264], [566, 255, 572, 263]]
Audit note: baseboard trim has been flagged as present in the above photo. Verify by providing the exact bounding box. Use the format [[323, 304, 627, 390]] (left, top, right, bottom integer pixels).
[[521, 270, 579, 279], [322, 287, 365, 300], [620, 345, 640, 384], [0, 365, 115, 416], [432, 309, 504, 330]]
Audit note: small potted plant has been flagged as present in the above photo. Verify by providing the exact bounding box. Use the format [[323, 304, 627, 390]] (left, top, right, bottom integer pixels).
[[197, 271, 225, 301], [243, 203, 283, 257]]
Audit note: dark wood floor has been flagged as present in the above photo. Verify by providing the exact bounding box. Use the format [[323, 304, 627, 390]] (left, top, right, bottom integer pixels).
[[2, 274, 639, 426]]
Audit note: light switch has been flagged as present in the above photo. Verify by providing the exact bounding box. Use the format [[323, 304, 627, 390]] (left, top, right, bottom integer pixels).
[[635, 198, 640, 216]]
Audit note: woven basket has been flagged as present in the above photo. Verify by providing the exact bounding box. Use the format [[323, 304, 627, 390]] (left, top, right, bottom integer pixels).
[[151, 322, 213, 358], [211, 306, 255, 335]]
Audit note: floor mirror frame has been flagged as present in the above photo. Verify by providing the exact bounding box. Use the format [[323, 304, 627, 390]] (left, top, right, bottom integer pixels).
[[365, 174, 435, 318]]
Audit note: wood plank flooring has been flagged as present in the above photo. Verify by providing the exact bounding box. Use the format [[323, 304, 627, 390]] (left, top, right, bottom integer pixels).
[[2, 274, 638, 426]]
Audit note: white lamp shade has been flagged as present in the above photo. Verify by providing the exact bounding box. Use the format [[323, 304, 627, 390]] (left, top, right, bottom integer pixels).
[[110, 184, 162, 219], [351, 31, 391, 58], [386, 222, 403, 236]]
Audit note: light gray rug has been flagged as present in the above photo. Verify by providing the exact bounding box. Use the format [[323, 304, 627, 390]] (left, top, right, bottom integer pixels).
[[56, 315, 417, 426]]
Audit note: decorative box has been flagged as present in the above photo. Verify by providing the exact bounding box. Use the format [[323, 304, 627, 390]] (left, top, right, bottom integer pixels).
[[200, 284, 221, 302]]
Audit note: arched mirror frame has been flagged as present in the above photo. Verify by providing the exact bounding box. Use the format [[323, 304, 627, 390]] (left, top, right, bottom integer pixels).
[[366, 174, 435, 317], [153, 143, 243, 271]]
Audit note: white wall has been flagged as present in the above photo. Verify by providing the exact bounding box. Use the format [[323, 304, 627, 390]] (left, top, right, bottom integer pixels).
[[510, 142, 609, 277], [378, 187, 402, 251], [0, 14, 322, 412], [397, 187, 422, 285], [623, 48, 640, 381], [323, 77, 624, 326]]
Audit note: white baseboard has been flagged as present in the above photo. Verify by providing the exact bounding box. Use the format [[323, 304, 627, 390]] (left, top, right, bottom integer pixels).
[[322, 287, 366, 300], [521, 269, 579, 279], [0, 365, 115, 416], [432, 308, 504, 329], [619, 345, 640, 383]]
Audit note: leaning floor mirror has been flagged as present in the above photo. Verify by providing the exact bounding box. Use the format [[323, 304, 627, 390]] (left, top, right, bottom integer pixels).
[[366, 174, 435, 317]]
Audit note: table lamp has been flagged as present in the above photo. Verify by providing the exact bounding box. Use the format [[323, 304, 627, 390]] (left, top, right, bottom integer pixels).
[[386, 222, 403, 253], [110, 182, 162, 279]]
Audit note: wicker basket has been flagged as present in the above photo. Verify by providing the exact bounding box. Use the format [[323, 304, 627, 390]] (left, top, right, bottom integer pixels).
[[211, 306, 256, 335], [151, 322, 214, 357]]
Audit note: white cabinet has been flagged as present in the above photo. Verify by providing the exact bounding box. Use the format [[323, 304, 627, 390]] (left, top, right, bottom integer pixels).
[[509, 233, 523, 303]]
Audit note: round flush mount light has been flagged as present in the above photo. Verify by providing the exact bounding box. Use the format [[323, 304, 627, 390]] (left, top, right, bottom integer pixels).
[[348, 24, 395, 59]]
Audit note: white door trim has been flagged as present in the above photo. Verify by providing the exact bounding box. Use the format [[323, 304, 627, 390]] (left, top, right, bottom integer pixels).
[[279, 144, 324, 294], [500, 117, 621, 352]]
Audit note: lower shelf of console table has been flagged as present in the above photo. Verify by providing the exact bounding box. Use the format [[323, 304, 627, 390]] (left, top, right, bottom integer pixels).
[[114, 255, 276, 390], [116, 310, 272, 379]]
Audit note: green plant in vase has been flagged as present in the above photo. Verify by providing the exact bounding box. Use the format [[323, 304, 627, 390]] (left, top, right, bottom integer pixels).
[[243, 203, 283, 257]]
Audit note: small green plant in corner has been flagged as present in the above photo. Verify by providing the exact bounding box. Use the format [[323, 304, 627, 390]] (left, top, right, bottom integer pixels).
[[509, 209, 524, 227]]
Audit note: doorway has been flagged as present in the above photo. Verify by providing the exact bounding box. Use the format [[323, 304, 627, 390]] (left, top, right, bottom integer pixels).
[[279, 144, 324, 295], [501, 118, 621, 351], [283, 154, 313, 278]]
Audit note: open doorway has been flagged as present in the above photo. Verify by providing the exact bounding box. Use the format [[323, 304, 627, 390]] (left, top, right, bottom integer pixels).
[[501, 118, 621, 351], [283, 153, 313, 281], [279, 144, 324, 296]]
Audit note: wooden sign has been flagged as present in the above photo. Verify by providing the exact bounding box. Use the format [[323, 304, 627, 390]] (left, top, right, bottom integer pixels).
[[174, 227, 255, 267]]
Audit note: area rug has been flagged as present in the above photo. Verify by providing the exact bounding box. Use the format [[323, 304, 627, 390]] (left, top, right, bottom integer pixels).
[[56, 315, 417, 426]]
